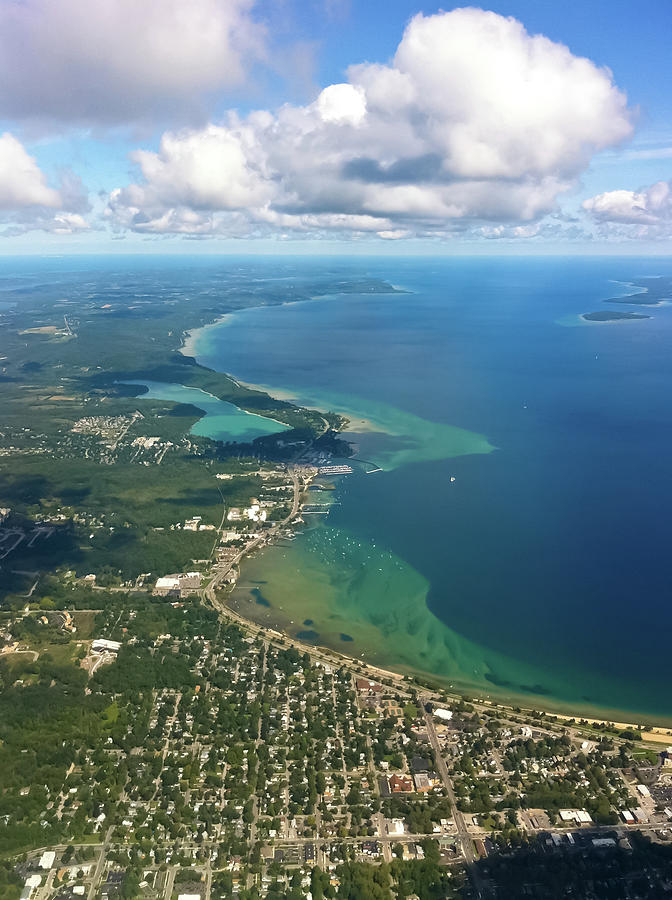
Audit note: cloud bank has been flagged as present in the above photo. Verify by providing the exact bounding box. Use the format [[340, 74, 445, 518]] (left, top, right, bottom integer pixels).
[[106, 8, 633, 240]]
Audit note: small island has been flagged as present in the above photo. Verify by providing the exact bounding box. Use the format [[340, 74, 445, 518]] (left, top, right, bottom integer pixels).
[[582, 310, 651, 322]]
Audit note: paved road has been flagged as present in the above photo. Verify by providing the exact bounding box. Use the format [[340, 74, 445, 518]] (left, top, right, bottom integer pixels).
[[420, 697, 494, 898], [86, 825, 114, 900], [163, 865, 177, 900], [420, 697, 475, 865]]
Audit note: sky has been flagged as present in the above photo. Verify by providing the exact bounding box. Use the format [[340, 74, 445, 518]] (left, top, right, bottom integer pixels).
[[0, 0, 671, 255]]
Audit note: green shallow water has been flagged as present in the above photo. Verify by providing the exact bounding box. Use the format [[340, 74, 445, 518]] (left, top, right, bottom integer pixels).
[[241, 384, 495, 470], [231, 518, 649, 721], [233, 521, 516, 682]]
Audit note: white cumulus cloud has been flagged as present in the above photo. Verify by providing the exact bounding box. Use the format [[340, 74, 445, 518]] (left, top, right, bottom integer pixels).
[[584, 180, 672, 235], [316, 84, 367, 126], [0, 133, 61, 209], [0, 133, 90, 234], [0, 0, 265, 126], [106, 7, 634, 240]]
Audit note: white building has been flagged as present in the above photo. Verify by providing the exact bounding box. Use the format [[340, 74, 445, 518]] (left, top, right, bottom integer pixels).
[[433, 708, 453, 722], [39, 851, 56, 870], [92, 639, 121, 653], [154, 572, 201, 596], [155, 575, 179, 592], [559, 809, 592, 825], [245, 504, 267, 523]]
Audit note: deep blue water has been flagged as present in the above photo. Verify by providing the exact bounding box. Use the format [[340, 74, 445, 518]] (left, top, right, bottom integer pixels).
[[195, 256, 672, 718]]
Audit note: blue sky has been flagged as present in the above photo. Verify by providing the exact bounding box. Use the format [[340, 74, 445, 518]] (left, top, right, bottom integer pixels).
[[0, 0, 671, 254]]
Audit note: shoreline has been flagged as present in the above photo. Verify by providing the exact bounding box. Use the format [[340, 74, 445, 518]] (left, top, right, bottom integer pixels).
[[180, 300, 672, 734], [222, 584, 672, 736], [181, 316, 393, 441], [208, 374, 389, 439], [180, 314, 231, 359]]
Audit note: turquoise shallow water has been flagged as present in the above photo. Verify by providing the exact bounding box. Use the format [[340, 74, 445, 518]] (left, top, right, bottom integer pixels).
[[122, 380, 289, 442], [188, 257, 672, 722]]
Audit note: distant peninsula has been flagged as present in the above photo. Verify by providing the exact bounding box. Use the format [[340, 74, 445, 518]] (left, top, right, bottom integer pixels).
[[582, 310, 651, 322], [605, 275, 672, 306]]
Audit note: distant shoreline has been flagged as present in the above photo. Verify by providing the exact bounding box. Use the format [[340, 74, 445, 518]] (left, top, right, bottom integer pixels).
[[180, 313, 230, 360]]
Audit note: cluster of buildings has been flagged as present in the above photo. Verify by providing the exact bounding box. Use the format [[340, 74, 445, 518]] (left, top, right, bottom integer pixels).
[[182, 516, 215, 531], [19, 852, 92, 900], [378, 756, 443, 797], [226, 499, 268, 524]]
